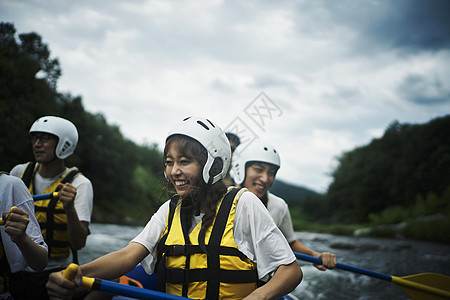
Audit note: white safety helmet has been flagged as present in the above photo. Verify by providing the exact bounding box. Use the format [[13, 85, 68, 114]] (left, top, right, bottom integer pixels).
[[166, 116, 231, 185], [230, 140, 280, 185], [29, 116, 78, 159]]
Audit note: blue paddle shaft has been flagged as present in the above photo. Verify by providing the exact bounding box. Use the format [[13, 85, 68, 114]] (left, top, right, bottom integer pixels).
[[32, 192, 57, 201], [98, 279, 190, 300], [294, 252, 392, 282]]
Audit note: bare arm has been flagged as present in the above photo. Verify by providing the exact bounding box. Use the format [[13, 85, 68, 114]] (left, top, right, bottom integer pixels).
[[58, 183, 89, 250], [244, 261, 302, 300], [290, 239, 337, 271], [4, 207, 48, 271], [80, 242, 149, 279], [47, 242, 149, 299]]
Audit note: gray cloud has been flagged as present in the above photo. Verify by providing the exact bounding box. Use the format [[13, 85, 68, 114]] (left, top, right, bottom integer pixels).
[[366, 0, 450, 52], [398, 74, 450, 105], [251, 74, 296, 89], [312, 0, 450, 55], [211, 79, 234, 93]]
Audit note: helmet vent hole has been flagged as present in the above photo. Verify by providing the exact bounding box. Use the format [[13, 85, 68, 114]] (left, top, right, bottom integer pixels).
[[196, 120, 210, 130], [61, 141, 71, 153], [209, 157, 223, 178], [206, 119, 215, 128], [264, 147, 268, 151]]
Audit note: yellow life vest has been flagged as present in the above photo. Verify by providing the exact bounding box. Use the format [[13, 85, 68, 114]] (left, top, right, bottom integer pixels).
[[20, 162, 79, 259], [156, 188, 258, 300]]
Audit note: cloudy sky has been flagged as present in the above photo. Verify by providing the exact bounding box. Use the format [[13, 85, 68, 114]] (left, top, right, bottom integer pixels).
[[2, 0, 450, 192]]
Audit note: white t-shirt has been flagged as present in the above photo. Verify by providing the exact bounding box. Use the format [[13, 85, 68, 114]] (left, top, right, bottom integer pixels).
[[267, 192, 297, 244], [0, 174, 48, 273], [132, 190, 296, 281], [10, 163, 94, 270]]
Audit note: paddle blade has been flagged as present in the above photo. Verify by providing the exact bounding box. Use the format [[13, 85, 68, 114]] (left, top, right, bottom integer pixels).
[[392, 273, 450, 300]]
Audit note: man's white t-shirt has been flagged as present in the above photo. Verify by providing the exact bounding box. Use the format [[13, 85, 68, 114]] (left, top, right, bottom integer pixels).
[[267, 192, 297, 244], [132, 190, 296, 281], [10, 163, 93, 269]]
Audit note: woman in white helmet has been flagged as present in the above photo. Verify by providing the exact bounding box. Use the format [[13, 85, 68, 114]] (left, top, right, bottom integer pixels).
[[46, 117, 302, 300], [230, 140, 337, 271], [9, 116, 93, 300]]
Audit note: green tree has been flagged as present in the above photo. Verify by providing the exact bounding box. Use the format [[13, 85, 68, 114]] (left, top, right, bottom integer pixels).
[[324, 116, 450, 223]]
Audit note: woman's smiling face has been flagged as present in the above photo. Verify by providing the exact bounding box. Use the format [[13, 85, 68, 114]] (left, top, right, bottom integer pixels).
[[165, 140, 202, 198]]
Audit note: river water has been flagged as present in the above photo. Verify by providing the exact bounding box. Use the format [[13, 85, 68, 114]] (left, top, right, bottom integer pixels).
[[78, 223, 450, 300]]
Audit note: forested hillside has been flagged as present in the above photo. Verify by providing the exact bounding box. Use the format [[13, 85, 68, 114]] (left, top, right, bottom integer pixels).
[[0, 23, 167, 225], [322, 116, 450, 224]]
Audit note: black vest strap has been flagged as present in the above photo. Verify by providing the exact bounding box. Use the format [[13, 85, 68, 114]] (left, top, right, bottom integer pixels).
[[21, 161, 36, 188], [62, 169, 81, 264], [206, 187, 240, 299], [165, 268, 258, 284], [160, 244, 249, 261], [156, 195, 179, 292]]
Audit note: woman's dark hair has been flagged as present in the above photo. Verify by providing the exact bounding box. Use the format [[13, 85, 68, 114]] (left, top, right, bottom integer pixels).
[[225, 132, 241, 152], [164, 134, 227, 253]]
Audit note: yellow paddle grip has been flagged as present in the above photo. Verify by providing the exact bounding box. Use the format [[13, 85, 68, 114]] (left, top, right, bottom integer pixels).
[[80, 277, 95, 289], [63, 263, 79, 281], [0, 206, 18, 225]]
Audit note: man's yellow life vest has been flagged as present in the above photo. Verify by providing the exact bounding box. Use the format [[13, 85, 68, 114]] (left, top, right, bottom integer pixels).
[[156, 188, 259, 300], [21, 162, 79, 259]]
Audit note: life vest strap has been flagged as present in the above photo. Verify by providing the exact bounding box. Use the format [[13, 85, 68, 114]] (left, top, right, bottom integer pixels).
[[161, 244, 250, 261], [165, 268, 258, 284], [35, 206, 65, 214], [38, 222, 67, 231], [21, 162, 37, 188]]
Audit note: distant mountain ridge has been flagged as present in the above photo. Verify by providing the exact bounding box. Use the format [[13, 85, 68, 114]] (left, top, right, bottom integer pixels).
[[270, 179, 320, 204]]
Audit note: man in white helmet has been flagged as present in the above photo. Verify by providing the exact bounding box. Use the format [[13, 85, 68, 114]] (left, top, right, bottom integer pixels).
[[230, 140, 337, 271], [10, 116, 93, 300]]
